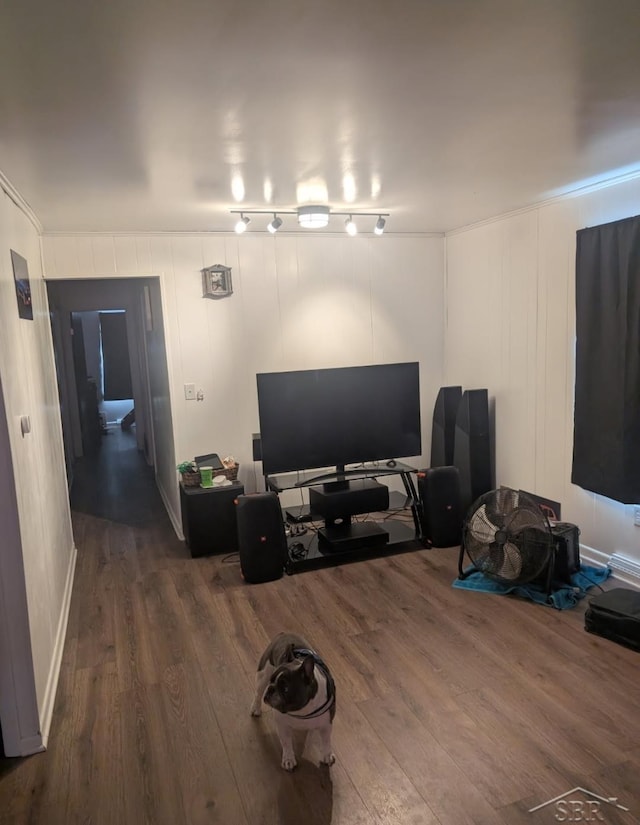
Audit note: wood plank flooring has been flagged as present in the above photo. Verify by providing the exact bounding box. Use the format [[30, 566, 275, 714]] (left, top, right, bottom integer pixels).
[[1, 437, 639, 823]]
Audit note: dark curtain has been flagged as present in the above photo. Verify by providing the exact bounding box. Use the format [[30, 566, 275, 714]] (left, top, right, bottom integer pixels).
[[100, 312, 133, 400], [571, 214, 640, 503]]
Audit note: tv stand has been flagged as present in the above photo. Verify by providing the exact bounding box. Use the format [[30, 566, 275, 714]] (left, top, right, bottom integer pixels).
[[265, 461, 423, 573]]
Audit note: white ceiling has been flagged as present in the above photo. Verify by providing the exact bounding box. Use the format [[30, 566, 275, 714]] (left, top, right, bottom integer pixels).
[[1, 0, 640, 235]]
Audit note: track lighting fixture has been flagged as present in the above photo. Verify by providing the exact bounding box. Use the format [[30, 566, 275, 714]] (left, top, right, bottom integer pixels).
[[234, 214, 250, 234], [230, 206, 389, 234], [345, 216, 357, 236], [267, 215, 283, 234]]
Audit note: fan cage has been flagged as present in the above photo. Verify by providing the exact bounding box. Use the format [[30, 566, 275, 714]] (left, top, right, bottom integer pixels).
[[462, 488, 554, 585]]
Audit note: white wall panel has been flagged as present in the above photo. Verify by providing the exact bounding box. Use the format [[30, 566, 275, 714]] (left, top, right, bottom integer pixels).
[[535, 199, 576, 507], [148, 234, 173, 275], [90, 235, 117, 275], [44, 231, 444, 507], [74, 236, 95, 276], [0, 187, 75, 752], [445, 177, 640, 569], [133, 235, 154, 274], [113, 235, 139, 273], [445, 222, 503, 386], [577, 177, 640, 231], [498, 212, 538, 491]]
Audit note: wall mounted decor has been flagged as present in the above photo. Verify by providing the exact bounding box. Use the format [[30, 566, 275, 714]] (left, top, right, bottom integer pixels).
[[202, 264, 233, 299], [11, 249, 33, 320]]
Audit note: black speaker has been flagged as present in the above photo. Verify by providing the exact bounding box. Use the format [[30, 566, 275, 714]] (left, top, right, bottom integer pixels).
[[551, 522, 581, 580], [417, 466, 462, 547], [431, 386, 462, 467], [531, 522, 581, 589], [309, 479, 389, 525], [252, 433, 262, 462], [236, 492, 287, 583], [453, 389, 492, 514]]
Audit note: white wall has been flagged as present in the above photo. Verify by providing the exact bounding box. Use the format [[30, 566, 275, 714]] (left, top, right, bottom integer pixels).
[[0, 182, 76, 753], [42, 232, 445, 522], [444, 176, 640, 583]]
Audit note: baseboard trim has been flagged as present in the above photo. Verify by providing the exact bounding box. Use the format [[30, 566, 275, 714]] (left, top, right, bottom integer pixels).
[[39, 540, 77, 748], [607, 552, 640, 589], [17, 734, 45, 757], [157, 477, 183, 540], [580, 543, 640, 590]]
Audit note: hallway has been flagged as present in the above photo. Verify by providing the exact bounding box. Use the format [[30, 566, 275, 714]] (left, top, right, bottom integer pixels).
[[69, 425, 165, 527]]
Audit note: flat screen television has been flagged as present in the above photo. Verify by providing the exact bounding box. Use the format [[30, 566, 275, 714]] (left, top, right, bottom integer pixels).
[[256, 362, 422, 476]]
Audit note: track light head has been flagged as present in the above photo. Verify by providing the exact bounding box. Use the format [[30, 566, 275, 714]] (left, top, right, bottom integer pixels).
[[268, 215, 283, 234], [374, 216, 386, 235], [345, 216, 357, 236], [235, 214, 250, 234]]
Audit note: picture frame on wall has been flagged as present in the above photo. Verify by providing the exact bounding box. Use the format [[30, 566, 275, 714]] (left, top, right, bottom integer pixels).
[[11, 249, 33, 320], [202, 264, 233, 299]]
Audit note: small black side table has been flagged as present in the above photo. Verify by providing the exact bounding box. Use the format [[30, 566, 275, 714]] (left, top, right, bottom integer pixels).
[[180, 481, 244, 557]]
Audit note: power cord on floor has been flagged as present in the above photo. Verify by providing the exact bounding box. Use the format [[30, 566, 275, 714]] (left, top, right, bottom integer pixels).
[[289, 542, 308, 560], [573, 568, 607, 593]]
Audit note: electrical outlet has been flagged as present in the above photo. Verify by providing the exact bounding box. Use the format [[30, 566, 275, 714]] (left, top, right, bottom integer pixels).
[[634, 506, 640, 527], [184, 383, 196, 401]]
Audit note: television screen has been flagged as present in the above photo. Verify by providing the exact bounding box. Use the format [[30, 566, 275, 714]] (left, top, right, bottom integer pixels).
[[256, 362, 422, 475]]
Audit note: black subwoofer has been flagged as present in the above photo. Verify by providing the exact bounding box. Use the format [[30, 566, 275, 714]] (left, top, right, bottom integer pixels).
[[417, 466, 462, 547], [236, 492, 287, 584], [309, 479, 389, 526]]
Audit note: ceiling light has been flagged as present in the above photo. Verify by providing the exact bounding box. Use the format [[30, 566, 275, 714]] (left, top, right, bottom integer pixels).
[[297, 205, 330, 228], [345, 216, 357, 236], [230, 207, 389, 233], [268, 215, 283, 234], [234, 214, 250, 234]]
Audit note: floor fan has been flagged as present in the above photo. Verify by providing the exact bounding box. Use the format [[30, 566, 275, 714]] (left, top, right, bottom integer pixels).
[[458, 487, 557, 593]]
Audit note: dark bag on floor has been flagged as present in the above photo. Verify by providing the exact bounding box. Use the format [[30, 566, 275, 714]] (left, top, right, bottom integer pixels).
[[584, 588, 640, 652]]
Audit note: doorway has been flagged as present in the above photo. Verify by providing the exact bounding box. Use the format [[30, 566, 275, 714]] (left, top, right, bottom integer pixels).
[[47, 277, 169, 522]]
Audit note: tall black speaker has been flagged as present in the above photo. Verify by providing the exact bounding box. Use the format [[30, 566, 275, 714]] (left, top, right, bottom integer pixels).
[[236, 492, 288, 583], [417, 466, 462, 548], [453, 389, 492, 515], [431, 386, 463, 467]]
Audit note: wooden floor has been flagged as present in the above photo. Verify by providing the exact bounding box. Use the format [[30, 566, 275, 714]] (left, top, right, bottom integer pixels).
[[1, 435, 639, 824]]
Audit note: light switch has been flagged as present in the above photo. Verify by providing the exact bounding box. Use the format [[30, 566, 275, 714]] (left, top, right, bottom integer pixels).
[[20, 415, 31, 436], [184, 383, 196, 401]]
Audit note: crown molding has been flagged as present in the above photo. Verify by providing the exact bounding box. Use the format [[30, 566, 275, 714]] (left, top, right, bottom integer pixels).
[[0, 170, 42, 234], [446, 167, 640, 237]]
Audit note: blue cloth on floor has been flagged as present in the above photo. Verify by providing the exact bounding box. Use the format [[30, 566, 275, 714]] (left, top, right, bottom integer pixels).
[[452, 564, 611, 610]]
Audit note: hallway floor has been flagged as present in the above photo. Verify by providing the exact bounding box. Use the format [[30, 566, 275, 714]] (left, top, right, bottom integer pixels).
[[69, 425, 165, 526]]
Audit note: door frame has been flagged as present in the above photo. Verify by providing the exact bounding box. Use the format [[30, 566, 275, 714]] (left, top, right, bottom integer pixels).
[[47, 278, 157, 479]]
